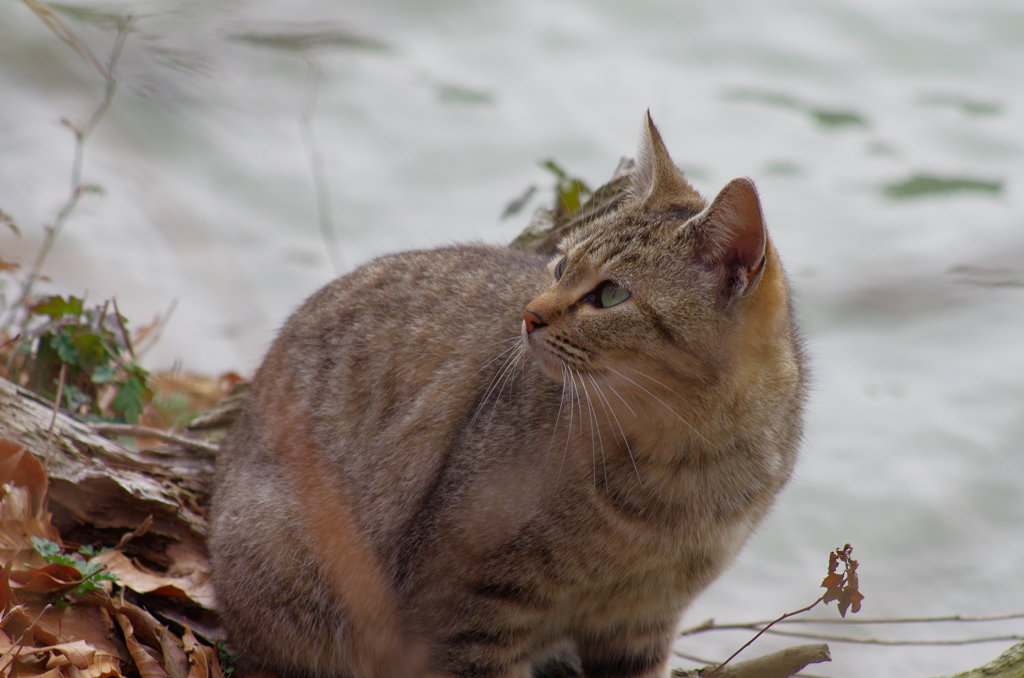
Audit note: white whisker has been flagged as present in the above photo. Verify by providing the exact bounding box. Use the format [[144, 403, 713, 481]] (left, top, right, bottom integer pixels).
[[472, 344, 524, 424], [485, 345, 526, 428], [599, 363, 711, 446], [594, 373, 638, 418], [615, 361, 705, 395], [554, 364, 573, 484], [588, 374, 643, 487], [576, 368, 607, 489], [474, 341, 521, 376]]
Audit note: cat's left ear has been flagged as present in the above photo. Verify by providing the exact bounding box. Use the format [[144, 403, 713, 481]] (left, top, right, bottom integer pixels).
[[687, 177, 767, 305]]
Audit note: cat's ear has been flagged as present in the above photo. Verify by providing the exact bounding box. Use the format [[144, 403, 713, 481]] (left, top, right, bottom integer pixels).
[[687, 177, 767, 304], [631, 112, 704, 212]]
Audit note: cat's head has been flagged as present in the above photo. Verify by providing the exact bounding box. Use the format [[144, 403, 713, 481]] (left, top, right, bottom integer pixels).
[[521, 113, 791, 419]]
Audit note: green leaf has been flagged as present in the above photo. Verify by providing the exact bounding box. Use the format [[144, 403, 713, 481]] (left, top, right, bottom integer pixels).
[[62, 384, 93, 413], [113, 375, 149, 423], [540, 159, 569, 180], [91, 364, 118, 384], [31, 536, 62, 559], [49, 332, 80, 365], [883, 174, 1003, 199], [72, 332, 110, 372], [31, 295, 83, 319], [556, 179, 591, 216]]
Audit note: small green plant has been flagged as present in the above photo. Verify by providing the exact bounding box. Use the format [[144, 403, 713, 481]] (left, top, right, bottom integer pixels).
[[30, 536, 118, 598], [14, 294, 152, 423], [216, 639, 239, 676]]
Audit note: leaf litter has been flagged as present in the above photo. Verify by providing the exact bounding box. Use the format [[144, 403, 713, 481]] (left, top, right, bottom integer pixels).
[[0, 403, 233, 678]]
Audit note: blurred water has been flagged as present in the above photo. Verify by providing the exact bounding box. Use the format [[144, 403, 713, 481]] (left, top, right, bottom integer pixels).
[[2, 0, 1023, 675]]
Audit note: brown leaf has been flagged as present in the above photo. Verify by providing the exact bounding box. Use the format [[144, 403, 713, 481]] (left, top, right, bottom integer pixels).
[[0, 440, 50, 521], [91, 551, 214, 609], [115, 613, 169, 678], [157, 626, 190, 678], [819, 572, 843, 603], [0, 440, 48, 517], [70, 651, 126, 678], [11, 564, 83, 595], [38, 639, 96, 669], [1, 559, 16, 613], [25, 604, 130, 662], [181, 627, 208, 678], [0, 439, 59, 561]]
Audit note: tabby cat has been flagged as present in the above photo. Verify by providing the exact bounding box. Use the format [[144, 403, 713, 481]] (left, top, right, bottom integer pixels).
[[209, 114, 806, 678]]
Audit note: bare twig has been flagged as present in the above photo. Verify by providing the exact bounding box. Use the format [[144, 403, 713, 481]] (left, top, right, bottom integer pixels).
[[674, 644, 831, 678], [44, 362, 67, 472], [773, 612, 1024, 625], [679, 611, 1024, 647], [675, 650, 832, 678], [115, 514, 153, 550], [22, 0, 107, 76], [704, 597, 825, 678], [90, 422, 220, 456], [0, 602, 54, 673], [300, 55, 343, 274], [752, 629, 1023, 647], [0, 17, 132, 333], [133, 298, 178, 359], [111, 297, 136, 361]]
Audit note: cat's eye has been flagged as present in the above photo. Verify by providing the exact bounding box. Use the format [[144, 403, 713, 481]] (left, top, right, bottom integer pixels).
[[599, 283, 630, 308], [554, 256, 567, 280]]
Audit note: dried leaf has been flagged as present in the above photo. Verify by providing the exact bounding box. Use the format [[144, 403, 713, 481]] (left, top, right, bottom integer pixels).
[[1, 560, 16, 613], [819, 572, 843, 603], [91, 551, 214, 609], [0, 440, 49, 518], [157, 626, 189, 678], [67, 651, 126, 678], [181, 627, 211, 678], [38, 639, 96, 669], [11, 563, 83, 595], [25, 604, 129, 661], [115, 613, 169, 678], [821, 544, 864, 617]]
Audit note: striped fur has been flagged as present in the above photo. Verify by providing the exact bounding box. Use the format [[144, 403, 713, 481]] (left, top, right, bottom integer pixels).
[[209, 115, 806, 678]]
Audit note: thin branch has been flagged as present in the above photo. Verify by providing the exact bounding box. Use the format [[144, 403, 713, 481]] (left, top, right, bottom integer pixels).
[[90, 422, 220, 456], [0, 18, 132, 333], [300, 55, 343, 274], [774, 612, 1024, 625], [22, 0, 107, 76], [674, 644, 832, 678], [703, 597, 824, 678], [754, 628, 1023, 647], [111, 297, 136, 361], [681, 611, 1024, 634], [45, 362, 67, 472], [133, 298, 177, 359]]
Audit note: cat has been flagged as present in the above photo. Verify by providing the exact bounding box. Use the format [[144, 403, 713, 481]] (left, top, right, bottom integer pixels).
[[208, 113, 807, 678]]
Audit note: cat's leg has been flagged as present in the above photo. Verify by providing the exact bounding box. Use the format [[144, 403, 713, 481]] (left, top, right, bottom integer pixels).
[[573, 625, 676, 678], [430, 624, 538, 678]]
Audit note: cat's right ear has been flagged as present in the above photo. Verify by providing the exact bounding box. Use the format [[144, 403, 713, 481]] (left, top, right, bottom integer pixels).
[[630, 112, 705, 213], [686, 177, 768, 307]]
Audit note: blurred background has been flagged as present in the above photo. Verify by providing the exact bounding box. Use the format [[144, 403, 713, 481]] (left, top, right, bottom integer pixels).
[[1, 0, 1023, 675]]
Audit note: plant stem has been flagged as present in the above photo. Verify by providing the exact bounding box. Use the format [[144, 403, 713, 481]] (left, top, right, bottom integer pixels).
[[704, 597, 824, 678], [0, 19, 131, 334]]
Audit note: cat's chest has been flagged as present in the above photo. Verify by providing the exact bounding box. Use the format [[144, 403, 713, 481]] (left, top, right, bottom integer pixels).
[[544, 475, 758, 592]]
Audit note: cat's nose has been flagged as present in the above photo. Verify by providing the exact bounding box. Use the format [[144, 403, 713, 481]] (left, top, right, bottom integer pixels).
[[523, 309, 546, 334]]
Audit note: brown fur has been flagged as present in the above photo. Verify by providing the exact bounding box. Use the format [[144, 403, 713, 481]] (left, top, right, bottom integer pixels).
[[209, 114, 807, 678]]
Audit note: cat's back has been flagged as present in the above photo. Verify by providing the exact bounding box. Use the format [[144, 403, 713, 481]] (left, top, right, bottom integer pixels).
[[220, 244, 550, 548]]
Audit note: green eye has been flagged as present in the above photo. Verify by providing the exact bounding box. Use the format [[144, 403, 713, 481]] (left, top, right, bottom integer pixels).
[[599, 284, 630, 308], [555, 256, 567, 280]]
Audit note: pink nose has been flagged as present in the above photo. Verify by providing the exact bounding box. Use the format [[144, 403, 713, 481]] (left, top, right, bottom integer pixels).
[[523, 309, 545, 334]]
